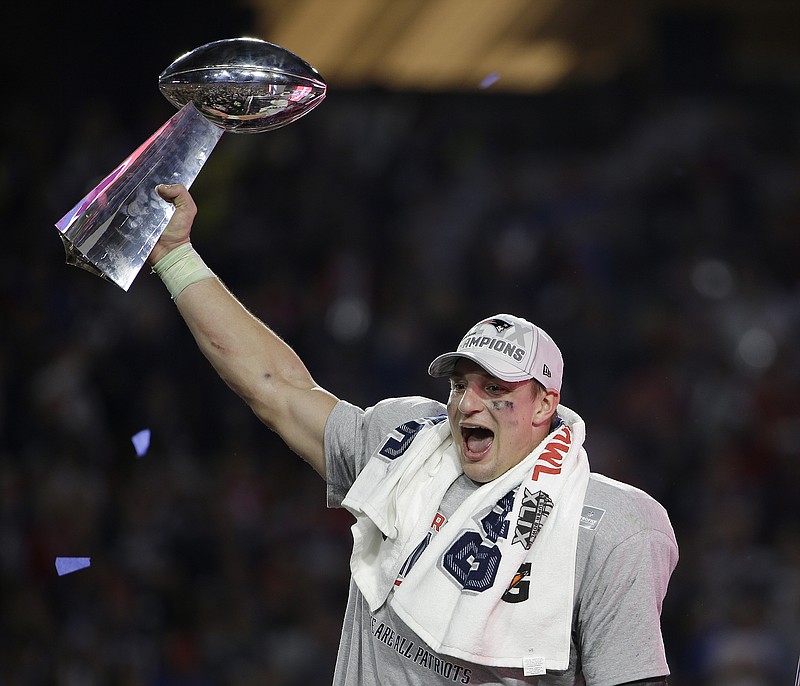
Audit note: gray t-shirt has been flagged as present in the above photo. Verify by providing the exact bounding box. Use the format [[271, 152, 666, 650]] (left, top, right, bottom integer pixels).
[[324, 396, 678, 686]]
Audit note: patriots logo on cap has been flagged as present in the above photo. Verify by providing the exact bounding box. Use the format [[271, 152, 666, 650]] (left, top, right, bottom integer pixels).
[[486, 318, 513, 333]]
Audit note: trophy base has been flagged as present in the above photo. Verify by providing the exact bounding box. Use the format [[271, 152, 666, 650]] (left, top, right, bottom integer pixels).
[[60, 234, 112, 282]]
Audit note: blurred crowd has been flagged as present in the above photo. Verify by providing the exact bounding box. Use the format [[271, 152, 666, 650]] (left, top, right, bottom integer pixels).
[[1, 49, 799, 686]]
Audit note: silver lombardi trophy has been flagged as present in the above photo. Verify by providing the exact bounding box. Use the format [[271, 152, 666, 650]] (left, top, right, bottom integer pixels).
[[55, 38, 327, 291]]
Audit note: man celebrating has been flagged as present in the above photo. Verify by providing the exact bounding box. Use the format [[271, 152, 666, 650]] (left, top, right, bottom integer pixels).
[[148, 183, 678, 685]]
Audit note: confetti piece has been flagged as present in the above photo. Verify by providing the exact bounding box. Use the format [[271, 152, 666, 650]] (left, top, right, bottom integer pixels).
[[55, 557, 91, 576], [479, 72, 501, 89], [131, 429, 151, 457]]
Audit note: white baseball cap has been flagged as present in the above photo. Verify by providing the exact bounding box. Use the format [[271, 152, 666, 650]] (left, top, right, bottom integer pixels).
[[428, 314, 563, 391]]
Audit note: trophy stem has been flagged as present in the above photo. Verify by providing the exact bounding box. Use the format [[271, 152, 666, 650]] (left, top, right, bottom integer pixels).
[[55, 103, 224, 291]]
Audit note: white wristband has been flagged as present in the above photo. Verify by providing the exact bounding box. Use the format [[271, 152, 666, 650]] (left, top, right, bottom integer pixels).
[[152, 243, 215, 300]]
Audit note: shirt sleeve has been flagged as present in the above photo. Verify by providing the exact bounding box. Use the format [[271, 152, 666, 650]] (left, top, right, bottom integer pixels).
[[576, 526, 678, 686]]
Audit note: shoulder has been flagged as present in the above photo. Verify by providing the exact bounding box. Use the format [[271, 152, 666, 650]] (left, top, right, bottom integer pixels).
[[579, 473, 678, 560], [365, 395, 447, 422], [585, 473, 674, 533], [362, 396, 447, 450], [324, 396, 447, 504], [327, 396, 446, 452]]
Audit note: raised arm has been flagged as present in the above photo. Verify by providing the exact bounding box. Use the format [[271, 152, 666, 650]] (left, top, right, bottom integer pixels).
[[147, 184, 339, 477]]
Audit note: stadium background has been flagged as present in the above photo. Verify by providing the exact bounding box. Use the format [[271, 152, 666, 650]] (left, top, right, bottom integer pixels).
[[2, 1, 799, 683]]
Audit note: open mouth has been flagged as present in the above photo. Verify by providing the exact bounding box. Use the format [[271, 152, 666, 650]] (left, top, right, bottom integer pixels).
[[461, 426, 494, 459]]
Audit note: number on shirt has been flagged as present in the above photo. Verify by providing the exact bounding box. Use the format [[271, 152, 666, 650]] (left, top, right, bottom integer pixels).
[[441, 489, 516, 592], [378, 415, 446, 460]]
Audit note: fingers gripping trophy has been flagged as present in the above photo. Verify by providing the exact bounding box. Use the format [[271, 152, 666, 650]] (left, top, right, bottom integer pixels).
[[55, 38, 327, 291]]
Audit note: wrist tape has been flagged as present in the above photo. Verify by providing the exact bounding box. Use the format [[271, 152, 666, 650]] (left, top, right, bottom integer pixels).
[[152, 243, 215, 300]]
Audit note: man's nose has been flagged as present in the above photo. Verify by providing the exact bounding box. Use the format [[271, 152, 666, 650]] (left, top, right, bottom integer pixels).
[[458, 384, 483, 414]]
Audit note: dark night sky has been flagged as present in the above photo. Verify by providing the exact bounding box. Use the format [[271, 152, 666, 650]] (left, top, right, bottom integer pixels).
[[15, 2, 258, 113]]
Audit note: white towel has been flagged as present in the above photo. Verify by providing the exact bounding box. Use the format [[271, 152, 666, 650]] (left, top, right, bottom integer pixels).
[[341, 406, 590, 672]]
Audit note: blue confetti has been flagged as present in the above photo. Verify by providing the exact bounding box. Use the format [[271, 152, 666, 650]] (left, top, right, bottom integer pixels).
[[55, 557, 91, 576], [131, 429, 151, 457], [479, 72, 501, 89]]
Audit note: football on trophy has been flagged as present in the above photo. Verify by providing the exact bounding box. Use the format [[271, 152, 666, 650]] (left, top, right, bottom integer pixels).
[[158, 37, 327, 133]]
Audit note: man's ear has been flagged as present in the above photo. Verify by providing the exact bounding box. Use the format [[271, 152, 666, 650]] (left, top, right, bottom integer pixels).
[[534, 389, 560, 427]]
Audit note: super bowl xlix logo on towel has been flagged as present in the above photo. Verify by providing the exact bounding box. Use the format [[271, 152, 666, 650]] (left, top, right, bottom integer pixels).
[[513, 489, 554, 550]]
